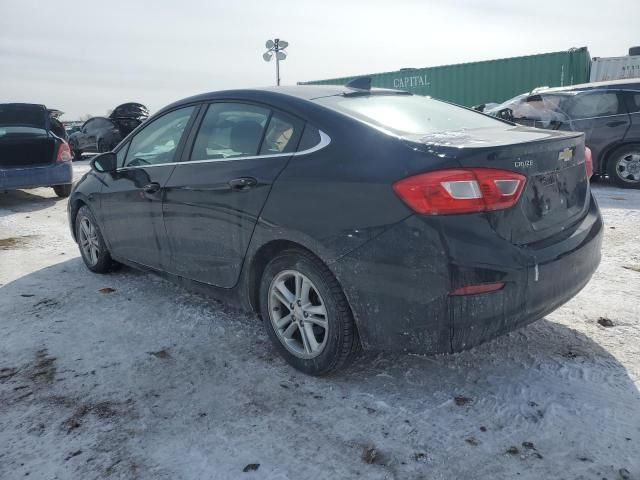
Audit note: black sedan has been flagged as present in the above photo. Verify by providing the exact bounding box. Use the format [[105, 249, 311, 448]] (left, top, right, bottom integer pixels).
[[68, 103, 149, 159], [67, 83, 603, 375]]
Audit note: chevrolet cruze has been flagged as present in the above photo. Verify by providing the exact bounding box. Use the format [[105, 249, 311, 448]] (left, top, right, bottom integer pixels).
[[68, 82, 603, 375]]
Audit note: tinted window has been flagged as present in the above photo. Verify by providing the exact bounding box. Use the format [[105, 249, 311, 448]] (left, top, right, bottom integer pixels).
[[94, 118, 113, 129], [190, 103, 269, 160], [626, 91, 640, 113], [83, 119, 98, 132], [259, 111, 301, 155], [116, 141, 129, 167], [316, 94, 502, 135], [298, 124, 322, 151], [0, 126, 46, 136], [566, 92, 621, 119], [124, 106, 194, 167]]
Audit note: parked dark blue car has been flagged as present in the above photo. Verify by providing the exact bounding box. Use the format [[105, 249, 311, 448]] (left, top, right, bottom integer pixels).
[[0, 103, 73, 197]]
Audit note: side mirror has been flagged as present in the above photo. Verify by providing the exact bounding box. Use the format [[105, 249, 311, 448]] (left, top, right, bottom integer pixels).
[[90, 151, 117, 173]]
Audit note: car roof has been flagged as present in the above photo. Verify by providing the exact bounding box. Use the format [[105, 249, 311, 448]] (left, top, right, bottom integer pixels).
[[161, 85, 409, 112], [537, 78, 640, 93]]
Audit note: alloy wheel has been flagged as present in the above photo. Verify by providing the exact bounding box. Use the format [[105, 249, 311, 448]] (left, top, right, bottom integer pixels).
[[615, 152, 640, 183], [268, 270, 329, 359], [79, 217, 100, 266]]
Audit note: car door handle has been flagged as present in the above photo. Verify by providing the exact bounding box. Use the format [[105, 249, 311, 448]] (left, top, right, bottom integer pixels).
[[606, 120, 628, 127], [143, 182, 161, 194], [229, 177, 257, 191]]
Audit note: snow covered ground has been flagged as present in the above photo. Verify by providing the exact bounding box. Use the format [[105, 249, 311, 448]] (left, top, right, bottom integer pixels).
[[1, 163, 638, 480]]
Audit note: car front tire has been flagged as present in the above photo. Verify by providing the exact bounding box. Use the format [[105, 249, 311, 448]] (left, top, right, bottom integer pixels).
[[75, 205, 115, 273], [259, 248, 360, 376], [53, 184, 72, 198], [607, 144, 640, 188]]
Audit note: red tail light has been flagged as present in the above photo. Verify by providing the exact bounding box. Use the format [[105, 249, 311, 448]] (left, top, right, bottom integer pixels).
[[393, 168, 526, 215], [56, 142, 72, 163], [585, 147, 593, 178]]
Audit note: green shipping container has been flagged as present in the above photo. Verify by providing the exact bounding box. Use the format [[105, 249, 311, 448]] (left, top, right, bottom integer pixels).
[[299, 47, 591, 107]]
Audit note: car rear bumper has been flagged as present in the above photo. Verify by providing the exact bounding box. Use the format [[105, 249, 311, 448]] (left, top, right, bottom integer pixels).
[[0, 161, 72, 190], [331, 194, 603, 354]]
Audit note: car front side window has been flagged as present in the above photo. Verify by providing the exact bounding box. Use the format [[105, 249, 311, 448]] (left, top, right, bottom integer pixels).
[[124, 106, 195, 167], [116, 142, 130, 167], [83, 119, 95, 133]]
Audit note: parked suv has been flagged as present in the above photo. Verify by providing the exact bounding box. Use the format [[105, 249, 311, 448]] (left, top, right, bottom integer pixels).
[[68, 103, 148, 159], [486, 80, 640, 188]]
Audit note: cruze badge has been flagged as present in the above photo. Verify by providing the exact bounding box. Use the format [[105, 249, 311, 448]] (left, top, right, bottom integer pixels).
[[558, 148, 573, 162], [514, 159, 534, 168]]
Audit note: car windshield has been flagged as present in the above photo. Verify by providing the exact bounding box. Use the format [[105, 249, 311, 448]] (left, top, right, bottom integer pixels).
[[316, 94, 503, 135], [486, 92, 575, 126], [0, 104, 47, 131]]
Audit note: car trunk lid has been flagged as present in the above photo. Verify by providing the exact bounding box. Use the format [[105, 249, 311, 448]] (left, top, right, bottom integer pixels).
[[405, 125, 589, 245]]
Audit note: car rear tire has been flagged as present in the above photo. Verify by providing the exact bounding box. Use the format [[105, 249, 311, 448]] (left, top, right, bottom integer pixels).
[[607, 144, 640, 188], [53, 184, 72, 198], [75, 205, 115, 273], [259, 248, 360, 376]]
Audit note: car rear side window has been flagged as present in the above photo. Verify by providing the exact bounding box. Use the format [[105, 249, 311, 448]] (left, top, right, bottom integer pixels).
[[297, 124, 322, 151], [124, 106, 195, 167], [316, 94, 502, 135], [190, 103, 269, 161], [566, 92, 621, 119]]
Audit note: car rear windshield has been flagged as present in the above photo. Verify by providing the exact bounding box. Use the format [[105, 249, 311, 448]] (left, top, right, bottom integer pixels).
[[0, 104, 47, 131], [316, 94, 503, 135]]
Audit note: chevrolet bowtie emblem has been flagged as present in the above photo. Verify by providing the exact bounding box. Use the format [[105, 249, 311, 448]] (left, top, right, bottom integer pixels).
[[558, 148, 573, 162]]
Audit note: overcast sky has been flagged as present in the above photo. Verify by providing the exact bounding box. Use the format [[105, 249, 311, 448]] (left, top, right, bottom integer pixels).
[[1, 0, 638, 119]]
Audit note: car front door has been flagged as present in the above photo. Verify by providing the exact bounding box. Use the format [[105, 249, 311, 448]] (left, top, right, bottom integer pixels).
[[564, 90, 630, 169], [99, 105, 197, 270], [79, 119, 95, 150], [162, 102, 303, 287]]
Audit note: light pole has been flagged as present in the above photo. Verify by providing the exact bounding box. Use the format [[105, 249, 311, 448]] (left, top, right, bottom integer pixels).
[[263, 38, 288, 86]]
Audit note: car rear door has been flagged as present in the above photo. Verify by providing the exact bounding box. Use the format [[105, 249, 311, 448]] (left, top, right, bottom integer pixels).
[[99, 105, 197, 270], [564, 90, 630, 169], [622, 90, 640, 142], [162, 102, 303, 288]]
